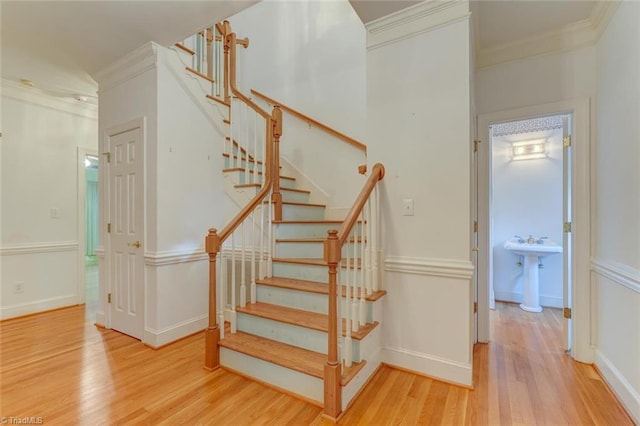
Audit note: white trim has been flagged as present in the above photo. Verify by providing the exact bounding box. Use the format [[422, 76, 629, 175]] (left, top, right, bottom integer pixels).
[[143, 314, 208, 348], [94, 247, 105, 258], [382, 346, 472, 387], [0, 241, 78, 256], [144, 249, 208, 266], [366, 0, 470, 51], [0, 295, 77, 320], [591, 258, 640, 294], [1, 79, 97, 119], [595, 349, 640, 425], [476, 1, 619, 69], [385, 256, 474, 280], [494, 291, 563, 309], [77, 146, 99, 305], [94, 42, 158, 91]]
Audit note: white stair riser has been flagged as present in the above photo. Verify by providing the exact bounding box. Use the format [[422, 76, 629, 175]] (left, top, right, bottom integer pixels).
[[282, 204, 325, 221], [236, 313, 365, 362], [224, 157, 263, 170], [276, 241, 361, 258], [224, 169, 296, 188], [239, 187, 310, 204], [275, 222, 363, 239], [272, 262, 327, 282], [256, 284, 375, 322], [220, 348, 323, 404], [237, 313, 328, 354]]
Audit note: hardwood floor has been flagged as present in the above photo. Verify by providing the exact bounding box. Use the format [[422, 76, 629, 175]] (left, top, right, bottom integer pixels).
[[0, 302, 632, 425]]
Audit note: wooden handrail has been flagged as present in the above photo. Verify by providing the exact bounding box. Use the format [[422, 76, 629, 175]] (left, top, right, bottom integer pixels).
[[250, 89, 367, 153], [337, 163, 385, 246]]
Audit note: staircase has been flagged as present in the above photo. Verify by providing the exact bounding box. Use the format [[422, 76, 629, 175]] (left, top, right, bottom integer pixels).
[[173, 21, 386, 419]]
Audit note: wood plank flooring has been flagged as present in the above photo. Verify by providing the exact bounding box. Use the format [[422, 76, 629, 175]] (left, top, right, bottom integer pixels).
[[0, 302, 633, 425]]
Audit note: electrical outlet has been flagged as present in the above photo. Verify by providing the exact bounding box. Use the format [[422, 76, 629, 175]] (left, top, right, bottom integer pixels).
[[402, 198, 414, 216], [50, 207, 59, 219], [14, 282, 24, 294]]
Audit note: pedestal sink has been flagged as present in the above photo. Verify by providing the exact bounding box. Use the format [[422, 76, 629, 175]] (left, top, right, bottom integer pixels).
[[504, 238, 563, 312]]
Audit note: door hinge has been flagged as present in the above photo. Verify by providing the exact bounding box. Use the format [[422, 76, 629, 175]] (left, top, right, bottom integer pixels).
[[108, 293, 112, 304], [473, 220, 478, 233], [563, 307, 572, 319], [563, 222, 572, 233], [101, 151, 111, 163], [107, 223, 111, 233], [563, 136, 572, 148], [473, 140, 481, 153], [473, 302, 478, 313]]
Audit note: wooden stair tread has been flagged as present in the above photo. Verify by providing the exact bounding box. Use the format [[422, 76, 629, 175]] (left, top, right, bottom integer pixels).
[[185, 66, 214, 83], [236, 302, 378, 340], [174, 43, 195, 55], [233, 184, 310, 194], [276, 237, 365, 243], [205, 94, 230, 107], [257, 276, 387, 302], [220, 331, 366, 384], [273, 257, 363, 269], [264, 201, 326, 208]]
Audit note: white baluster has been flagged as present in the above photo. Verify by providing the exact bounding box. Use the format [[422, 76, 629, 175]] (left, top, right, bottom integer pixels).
[[251, 210, 256, 304], [351, 227, 359, 333], [366, 199, 373, 295], [240, 220, 246, 308], [259, 200, 265, 280], [267, 193, 273, 277], [230, 232, 237, 333], [219, 250, 226, 339], [253, 111, 259, 184], [343, 246, 353, 367], [373, 185, 380, 292], [244, 103, 250, 180], [359, 209, 367, 327]]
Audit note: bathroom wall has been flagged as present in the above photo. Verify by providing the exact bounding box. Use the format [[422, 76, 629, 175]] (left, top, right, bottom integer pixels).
[[492, 124, 564, 307]]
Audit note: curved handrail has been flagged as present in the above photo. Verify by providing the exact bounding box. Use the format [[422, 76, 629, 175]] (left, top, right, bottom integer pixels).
[[216, 24, 277, 244], [250, 89, 367, 153], [337, 163, 385, 246]]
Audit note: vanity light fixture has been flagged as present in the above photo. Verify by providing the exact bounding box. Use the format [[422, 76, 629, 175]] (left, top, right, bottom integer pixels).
[[512, 140, 546, 160]]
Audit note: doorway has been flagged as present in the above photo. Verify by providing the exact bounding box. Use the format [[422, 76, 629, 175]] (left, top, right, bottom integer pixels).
[[487, 114, 570, 348], [476, 99, 593, 363]]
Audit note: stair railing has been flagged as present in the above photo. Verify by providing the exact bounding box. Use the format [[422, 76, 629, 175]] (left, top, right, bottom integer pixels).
[[323, 163, 385, 418], [204, 21, 281, 370]]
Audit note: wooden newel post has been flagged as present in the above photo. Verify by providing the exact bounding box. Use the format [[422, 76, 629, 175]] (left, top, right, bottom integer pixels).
[[272, 106, 283, 221], [204, 228, 221, 370], [323, 229, 342, 419]]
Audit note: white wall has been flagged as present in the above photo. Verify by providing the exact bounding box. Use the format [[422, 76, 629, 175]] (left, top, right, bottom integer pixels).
[[593, 2, 640, 422], [367, 2, 474, 386], [492, 127, 563, 308], [230, 0, 367, 209], [0, 82, 98, 319], [96, 43, 230, 346]]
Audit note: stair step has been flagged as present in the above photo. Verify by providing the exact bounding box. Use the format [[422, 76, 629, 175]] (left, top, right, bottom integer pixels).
[[219, 330, 366, 385], [223, 168, 296, 188], [275, 237, 365, 258], [237, 302, 378, 340], [234, 185, 311, 203], [274, 220, 364, 239], [266, 202, 326, 221], [174, 43, 195, 56], [273, 257, 362, 269], [258, 276, 386, 302], [185, 66, 214, 83]]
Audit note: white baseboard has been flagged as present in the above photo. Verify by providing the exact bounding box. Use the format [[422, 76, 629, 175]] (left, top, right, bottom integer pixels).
[[0, 295, 77, 320], [595, 349, 640, 424], [494, 291, 563, 308], [143, 314, 207, 348], [382, 346, 472, 387], [95, 311, 106, 327]]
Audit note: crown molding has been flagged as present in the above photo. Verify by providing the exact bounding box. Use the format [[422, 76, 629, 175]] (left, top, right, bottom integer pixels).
[[366, 0, 470, 51], [1, 79, 97, 119], [94, 41, 158, 92], [476, 1, 620, 69]]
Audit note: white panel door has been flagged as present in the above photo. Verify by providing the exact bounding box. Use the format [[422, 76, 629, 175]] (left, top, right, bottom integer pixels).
[[562, 115, 572, 352], [109, 127, 144, 339]]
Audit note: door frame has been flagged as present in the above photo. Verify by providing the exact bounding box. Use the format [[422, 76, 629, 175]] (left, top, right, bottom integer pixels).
[[103, 117, 147, 335], [476, 98, 593, 363], [77, 147, 99, 305]]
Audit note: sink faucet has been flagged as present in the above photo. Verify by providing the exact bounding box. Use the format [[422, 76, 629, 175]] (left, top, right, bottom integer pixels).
[[536, 236, 548, 244], [526, 235, 535, 244], [514, 235, 525, 243]]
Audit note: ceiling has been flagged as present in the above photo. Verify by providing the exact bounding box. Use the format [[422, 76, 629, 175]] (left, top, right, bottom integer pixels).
[[1, 0, 601, 102]]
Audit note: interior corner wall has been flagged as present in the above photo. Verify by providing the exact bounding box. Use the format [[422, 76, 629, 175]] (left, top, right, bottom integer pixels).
[[0, 88, 98, 319], [593, 2, 640, 423], [367, 13, 473, 385]]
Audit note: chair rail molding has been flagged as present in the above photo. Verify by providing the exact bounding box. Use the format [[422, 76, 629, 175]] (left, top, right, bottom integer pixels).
[[0, 241, 79, 256], [144, 249, 208, 267], [385, 256, 474, 280], [591, 258, 640, 294]]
